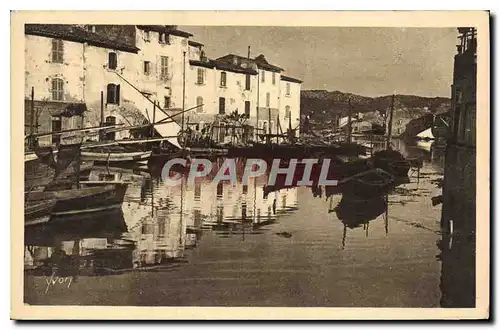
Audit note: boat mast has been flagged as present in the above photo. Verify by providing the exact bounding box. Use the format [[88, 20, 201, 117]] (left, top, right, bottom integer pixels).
[[182, 51, 186, 133], [151, 100, 156, 138], [100, 91, 104, 141], [29, 86, 35, 149], [347, 97, 352, 144], [386, 94, 395, 149]]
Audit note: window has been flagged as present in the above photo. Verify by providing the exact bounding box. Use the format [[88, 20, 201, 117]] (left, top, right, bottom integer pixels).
[[164, 96, 171, 109], [160, 56, 168, 78], [51, 78, 64, 101], [51, 39, 64, 63], [197, 68, 204, 84], [106, 84, 120, 105], [272, 72, 276, 85], [220, 72, 227, 87], [144, 61, 151, 75], [266, 92, 270, 107], [285, 106, 291, 119], [108, 52, 117, 70], [144, 31, 151, 42], [219, 97, 225, 114], [261, 70, 265, 83], [196, 96, 204, 113], [286, 82, 291, 95], [51, 116, 62, 145], [245, 101, 251, 116], [105, 116, 116, 140], [245, 74, 251, 90], [159, 33, 170, 44]]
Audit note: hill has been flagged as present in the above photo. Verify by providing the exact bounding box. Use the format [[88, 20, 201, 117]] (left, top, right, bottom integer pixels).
[[301, 90, 451, 121]]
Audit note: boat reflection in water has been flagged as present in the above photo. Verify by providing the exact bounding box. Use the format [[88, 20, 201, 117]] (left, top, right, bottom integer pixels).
[[24, 159, 299, 276], [334, 194, 388, 250]]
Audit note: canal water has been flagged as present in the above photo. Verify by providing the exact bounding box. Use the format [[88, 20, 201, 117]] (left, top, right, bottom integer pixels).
[[24, 139, 458, 307]]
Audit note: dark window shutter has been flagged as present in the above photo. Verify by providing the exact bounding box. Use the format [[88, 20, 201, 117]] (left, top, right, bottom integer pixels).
[[116, 85, 120, 105], [219, 97, 225, 114], [107, 84, 114, 104], [245, 101, 250, 115]]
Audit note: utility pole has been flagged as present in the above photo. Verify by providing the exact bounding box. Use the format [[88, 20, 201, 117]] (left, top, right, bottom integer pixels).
[[386, 94, 395, 149]]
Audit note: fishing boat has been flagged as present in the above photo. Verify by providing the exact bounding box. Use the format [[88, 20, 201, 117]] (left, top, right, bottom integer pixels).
[[81, 149, 152, 164], [25, 199, 56, 226], [25, 183, 129, 219], [338, 168, 395, 198]]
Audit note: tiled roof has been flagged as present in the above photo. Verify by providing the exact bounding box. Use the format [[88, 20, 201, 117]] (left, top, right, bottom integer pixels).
[[189, 59, 216, 69], [216, 53, 283, 73], [25, 24, 140, 53], [281, 75, 303, 84], [214, 61, 258, 75], [254, 54, 283, 72], [136, 25, 193, 38], [190, 58, 258, 75]]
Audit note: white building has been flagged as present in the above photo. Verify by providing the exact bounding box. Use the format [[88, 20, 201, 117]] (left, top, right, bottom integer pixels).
[[25, 24, 302, 147]]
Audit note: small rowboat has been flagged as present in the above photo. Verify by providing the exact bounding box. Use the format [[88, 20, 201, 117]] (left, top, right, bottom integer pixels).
[[25, 183, 128, 219], [81, 150, 152, 163], [25, 199, 56, 226]]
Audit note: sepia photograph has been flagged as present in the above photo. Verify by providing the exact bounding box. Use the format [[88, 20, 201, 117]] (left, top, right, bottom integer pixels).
[[11, 11, 489, 320]]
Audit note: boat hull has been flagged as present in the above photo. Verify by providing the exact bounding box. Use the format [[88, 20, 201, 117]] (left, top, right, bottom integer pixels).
[[25, 183, 128, 216], [81, 151, 151, 164], [25, 199, 56, 226]]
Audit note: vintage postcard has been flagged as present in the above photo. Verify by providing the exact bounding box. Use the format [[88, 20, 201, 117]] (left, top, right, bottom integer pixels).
[[11, 11, 489, 320]]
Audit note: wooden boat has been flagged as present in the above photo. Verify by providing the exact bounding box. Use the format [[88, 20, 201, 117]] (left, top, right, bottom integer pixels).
[[81, 150, 152, 163], [338, 168, 395, 198], [25, 183, 128, 218], [25, 199, 56, 226], [25, 160, 94, 190]]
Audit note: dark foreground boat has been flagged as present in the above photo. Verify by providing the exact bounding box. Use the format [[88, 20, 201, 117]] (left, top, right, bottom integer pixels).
[[371, 149, 411, 177], [25, 199, 56, 226], [25, 183, 128, 220]]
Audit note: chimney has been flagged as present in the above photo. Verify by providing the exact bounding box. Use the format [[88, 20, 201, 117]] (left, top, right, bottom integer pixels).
[[248, 46, 251, 59]]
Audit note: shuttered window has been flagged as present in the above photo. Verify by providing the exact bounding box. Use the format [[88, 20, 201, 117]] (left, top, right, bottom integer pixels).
[[107, 84, 120, 105], [108, 52, 117, 70], [51, 78, 64, 101], [51, 39, 64, 63]]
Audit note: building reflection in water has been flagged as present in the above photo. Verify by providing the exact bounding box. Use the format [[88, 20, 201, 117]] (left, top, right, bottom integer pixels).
[[24, 161, 299, 275]]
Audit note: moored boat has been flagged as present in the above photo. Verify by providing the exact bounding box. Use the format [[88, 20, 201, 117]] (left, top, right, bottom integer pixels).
[[81, 150, 152, 163], [25, 183, 129, 219], [25, 199, 56, 226]]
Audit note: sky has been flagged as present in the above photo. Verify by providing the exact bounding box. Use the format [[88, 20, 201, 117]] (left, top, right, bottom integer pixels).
[[180, 26, 457, 98]]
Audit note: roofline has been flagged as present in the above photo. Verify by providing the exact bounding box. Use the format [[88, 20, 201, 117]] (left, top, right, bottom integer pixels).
[[136, 25, 193, 38], [25, 26, 140, 53], [188, 40, 204, 47], [281, 75, 303, 84]]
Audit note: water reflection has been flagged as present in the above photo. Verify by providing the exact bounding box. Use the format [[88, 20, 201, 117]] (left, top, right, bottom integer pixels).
[[25, 162, 299, 276], [24, 139, 475, 308]]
